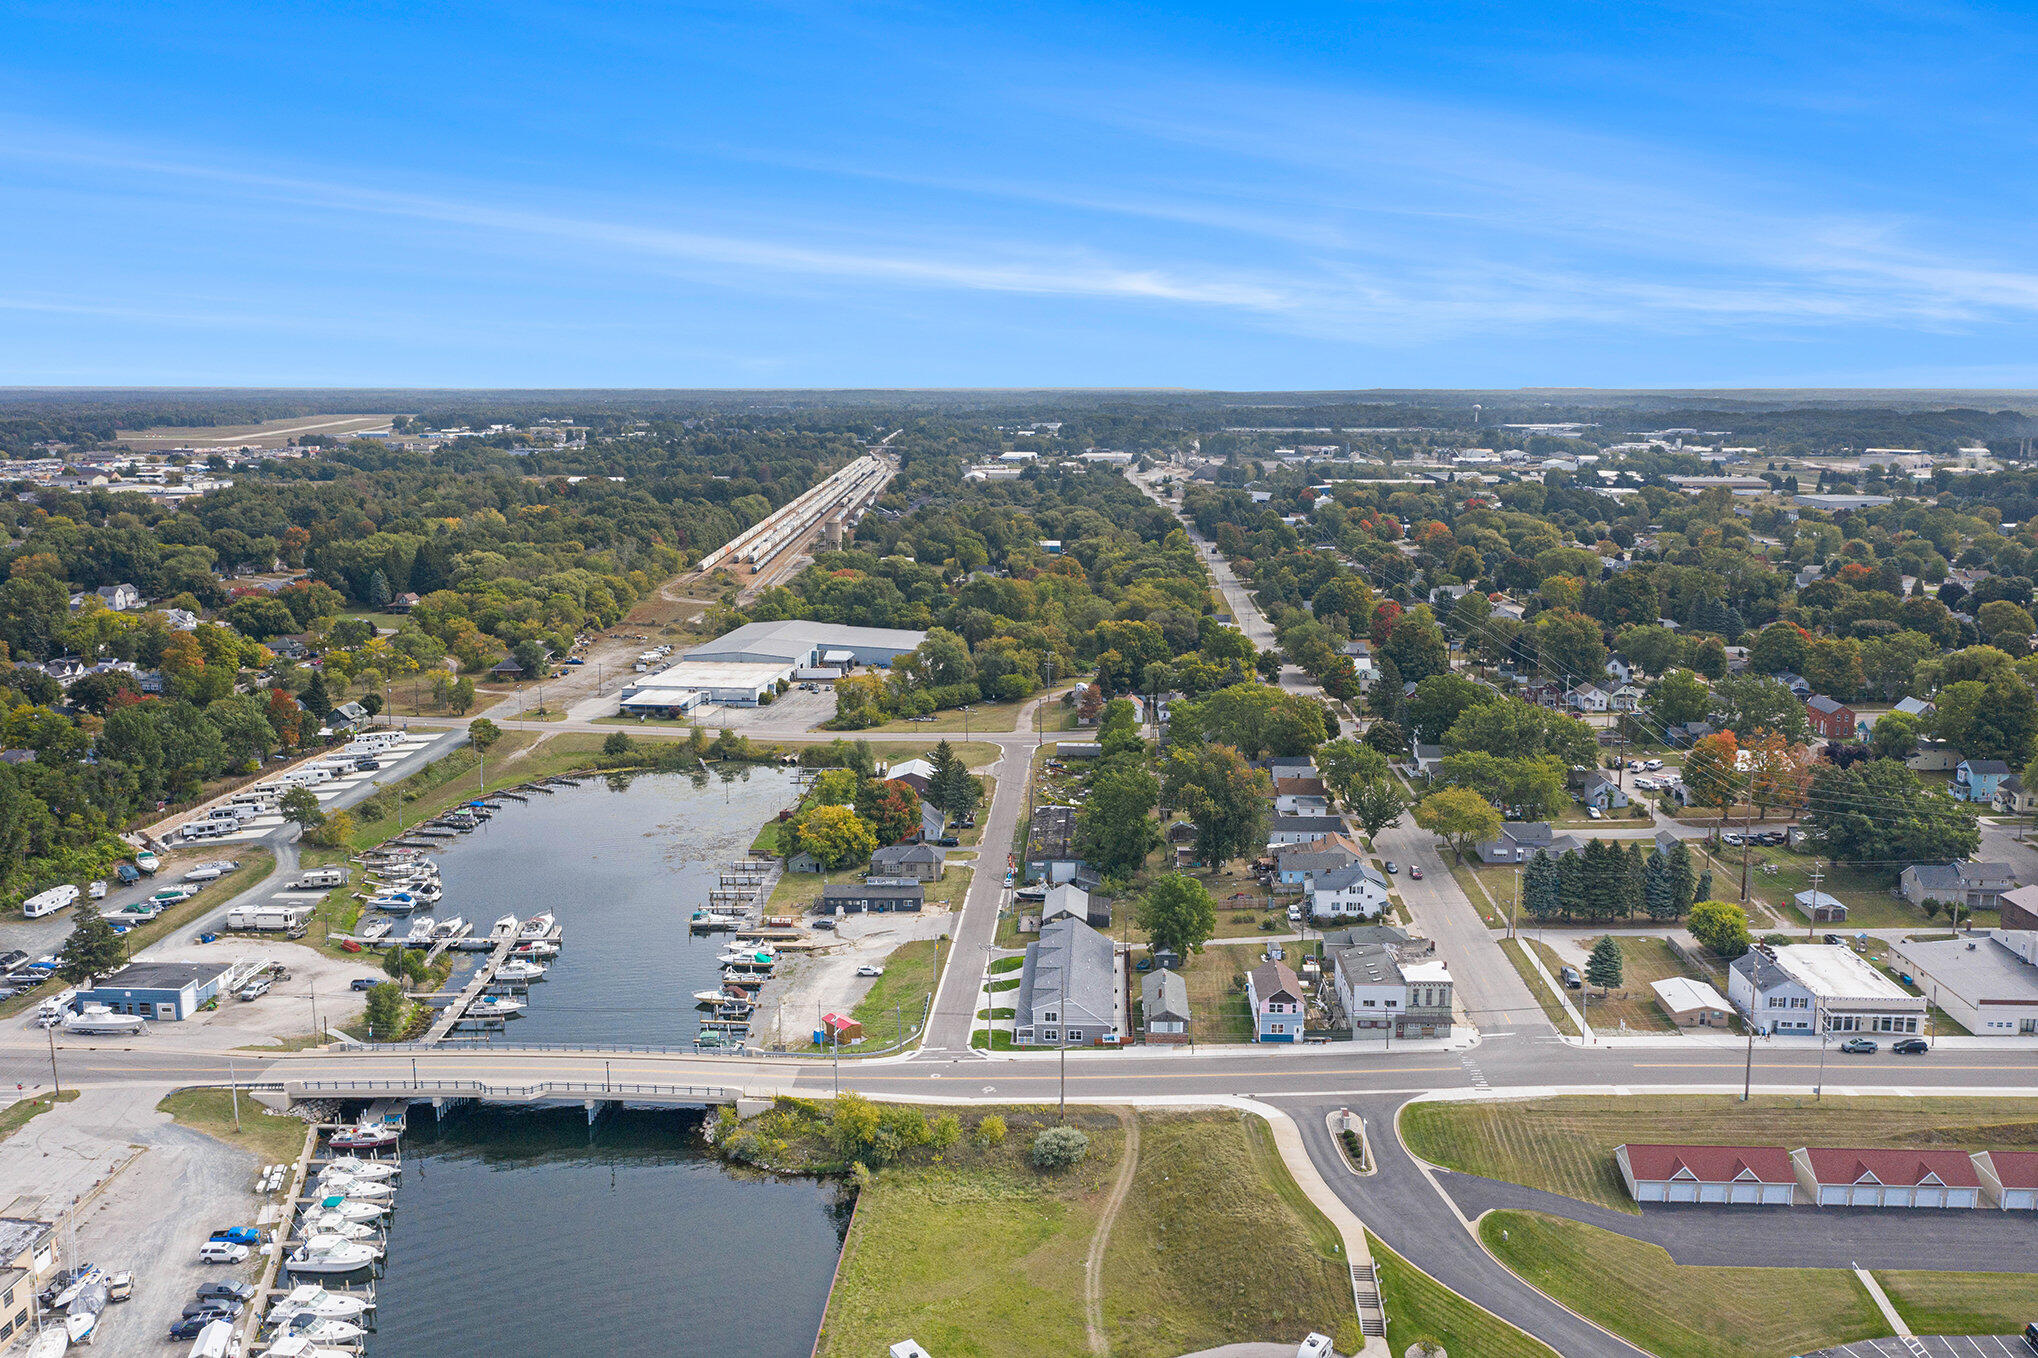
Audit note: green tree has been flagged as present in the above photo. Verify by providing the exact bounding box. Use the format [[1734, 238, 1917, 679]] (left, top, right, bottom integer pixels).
[[1077, 764, 1163, 876], [1363, 720, 1408, 756], [602, 730, 634, 758], [1344, 779, 1410, 838], [299, 669, 331, 724], [1802, 760, 1980, 867], [1688, 899, 1752, 958], [280, 785, 325, 830], [1160, 743, 1270, 869], [1585, 935, 1625, 992], [448, 676, 477, 714], [854, 779, 921, 846], [1644, 669, 1713, 730], [57, 911, 125, 984], [1667, 840, 1697, 914], [1136, 874, 1218, 957], [1405, 674, 1498, 744], [364, 982, 408, 1040], [1868, 710, 1921, 761], [1644, 849, 1677, 920], [1411, 786, 1501, 863], [795, 804, 878, 869], [1171, 682, 1326, 759], [1522, 847, 1562, 922], [467, 717, 503, 751], [1031, 1125, 1091, 1168], [1382, 606, 1450, 683], [1709, 675, 1810, 745], [1313, 738, 1389, 808]]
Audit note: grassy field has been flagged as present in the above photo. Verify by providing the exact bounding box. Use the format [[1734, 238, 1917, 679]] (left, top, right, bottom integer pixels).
[[158, 1087, 313, 1166], [1729, 844, 1929, 929], [1530, 935, 1703, 1033], [1451, 859, 1521, 929], [1498, 939, 1580, 1037], [1875, 1270, 2038, 1335], [0, 1090, 78, 1144], [1480, 1210, 1887, 1358], [1101, 1112, 1355, 1356], [1368, 1231, 1558, 1358], [1178, 944, 1255, 1042], [814, 1107, 1352, 1358], [1402, 1095, 2038, 1213]]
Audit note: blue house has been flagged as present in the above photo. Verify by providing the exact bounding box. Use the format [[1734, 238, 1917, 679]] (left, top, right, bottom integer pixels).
[[1955, 759, 2013, 803], [76, 961, 233, 1020], [1246, 958, 1305, 1042]]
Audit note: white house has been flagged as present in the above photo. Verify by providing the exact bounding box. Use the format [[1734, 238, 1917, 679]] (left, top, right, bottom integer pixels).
[[1567, 683, 1610, 713], [1308, 863, 1391, 922], [1726, 944, 1926, 1037], [1604, 655, 1634, 684]]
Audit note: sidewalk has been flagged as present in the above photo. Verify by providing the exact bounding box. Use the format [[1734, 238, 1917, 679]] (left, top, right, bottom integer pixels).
[[1243, 1101, 1391, 1358]]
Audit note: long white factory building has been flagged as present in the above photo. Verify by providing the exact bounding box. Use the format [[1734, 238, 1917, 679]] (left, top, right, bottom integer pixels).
[[697, 454, 892, 572]]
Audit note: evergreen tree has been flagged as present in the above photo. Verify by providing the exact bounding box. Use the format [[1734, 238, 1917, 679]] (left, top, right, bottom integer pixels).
[[1667, 840, 1696, 914], [1695, 867, 1714, 902], [1522, 848, 1561, 922], [1644, 848, 1677, 920], [367, 569, 392, 609], [1622, 843, 1648, 918], [300, 669, 331, 723], [58, 911, 125, 984], [409, 540, 451, 595], [1556, 848, 1585, 920], [1585, 935, 1625, 992], [1581, 839, 1620, 921]]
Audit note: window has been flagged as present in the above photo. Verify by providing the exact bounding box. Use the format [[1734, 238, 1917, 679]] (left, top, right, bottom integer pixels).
[[1067, 1029, 1083, 1042], [1043, 1010, 1058, 1023], [1043, 1029, 1059, 1042]]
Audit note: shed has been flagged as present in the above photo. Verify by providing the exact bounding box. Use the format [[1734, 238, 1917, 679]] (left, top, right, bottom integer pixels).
[[818, 1012, 864, 1044], [1791, 1147, 1983, 1208], [1650, 977, 1733, 1028], [1792, 889, 1848, 923]]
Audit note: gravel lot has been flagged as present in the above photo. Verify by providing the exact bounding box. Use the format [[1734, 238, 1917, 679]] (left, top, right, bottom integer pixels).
[[745, 910, 953, 1048]]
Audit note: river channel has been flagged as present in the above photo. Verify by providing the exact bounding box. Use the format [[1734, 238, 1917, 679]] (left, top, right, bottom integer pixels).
[[361, 765, 842, 1355]]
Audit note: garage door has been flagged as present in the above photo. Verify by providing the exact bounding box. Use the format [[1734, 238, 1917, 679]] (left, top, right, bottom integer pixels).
[[1880, 1187, 1911, 1208], [1668, 1183, 1699, 1203], [1699, 1184, 1727, 1203], [1914, 1187, 1945, 1208], [1728, 1183, 1761, 1204], [1638, 1184, 1665, 1202], [1820, 1186, 1850, 1206]]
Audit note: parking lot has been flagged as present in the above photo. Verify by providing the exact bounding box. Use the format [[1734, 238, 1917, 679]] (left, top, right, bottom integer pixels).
[[1808, 1338, 2031, 1358]]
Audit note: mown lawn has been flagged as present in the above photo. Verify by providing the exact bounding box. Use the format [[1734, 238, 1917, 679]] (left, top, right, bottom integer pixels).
[[1402, 1095, 2038, 1213], [1178, 944, 1255, 1042], [1481, 1211, 1887, 1358], [1498, 939, 1580, 1037], [1102, 1112, 1354, 1356], [1368, 1231, 1557, 1358], [158, 1087, 312, 1166], [1875, 1270, 2038, 1336], [1532, 935, 1707, 1033]]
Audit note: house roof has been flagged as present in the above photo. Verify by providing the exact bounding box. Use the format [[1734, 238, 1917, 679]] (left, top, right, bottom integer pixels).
[[1272, 813, 1350, 833], [1963, 759, 2012, 775], [1275, 776, 1329, 797], [1806, 694, 1851, 715], [1249, 959, 1302, 1005], [1141, 968, 1189, 1021], [1315, 862, 1389, 893], [1333, 943, 1406, 987], [1618, 1144, 1794, 1185], [1906, 860, 2016, 890], [1796, 1147, 1981, 1189], [1649, 976, 1730, 1014], [1018, 916, 1117, 1028], [1894, 696, 1934, 717], [820, 882, 924, 902], [87, 961, 233, 992], [872, 843, 945, 867]]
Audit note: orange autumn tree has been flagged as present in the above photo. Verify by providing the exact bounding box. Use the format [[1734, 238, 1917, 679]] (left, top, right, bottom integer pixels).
[[1683, 730, 1742, 829], [1746, 729, 1814, 822]]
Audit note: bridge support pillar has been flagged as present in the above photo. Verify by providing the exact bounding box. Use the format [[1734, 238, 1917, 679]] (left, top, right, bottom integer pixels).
[[584, 1099, 600, 1126], [433, 1098, 447, 1121]]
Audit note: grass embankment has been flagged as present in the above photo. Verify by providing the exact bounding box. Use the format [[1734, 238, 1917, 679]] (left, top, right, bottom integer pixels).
[[1528, 935, 1711, 1034], [1498, 939, 1580, 1037], [1480, 1210, 1886, 1358], [801, 1104, 1352, 1358], [342, 730, 548, 847], [1367, 1232, 1558, 1358], [1876, 1271, 2038, 1335], [1402, 1095, 2038, 1213], [158, 1087, 313, 1165], [0, 1090, 79, 1144]]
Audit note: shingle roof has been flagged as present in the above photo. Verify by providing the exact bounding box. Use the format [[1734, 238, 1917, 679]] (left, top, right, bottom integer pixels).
[[1797, 1147, 1981, 1189], [1964, 759, 2012, 775], [1806, 694, 1850, 715], [1249, 959, 1302, 1005], [1619, 1144, 1794, 1185]]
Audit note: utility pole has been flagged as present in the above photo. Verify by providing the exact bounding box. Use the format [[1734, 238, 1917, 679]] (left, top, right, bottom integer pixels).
[[1814, 996, 1829, 1100], [1510, 868, 1521, 941], [230, 1058, 241, 1131], [47, 1024, 60, 1098], [1740, 1023, 1754, 1101], [1805, 859, 1824, 941]]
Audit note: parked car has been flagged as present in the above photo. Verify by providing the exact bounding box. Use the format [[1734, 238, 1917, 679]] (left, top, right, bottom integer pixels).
[[350, 977, 381, 991], [197, 1241, 249, 1264], [236, 980, 269, 1002], [1893, 1037, 1930, 1055], [182, 1298, 243, 1319], [855, 964, 885, 977], [1586, 806, 1603, 820], [935, 836, 960, 848], [1383, 861, 1398, 875], [1644, 759, 1664, 770], [170, 1315, 224, 1340], [812, 919, 836, 931], [1560, 965, 1583, 989], [1838, 1037, 1879, 1054], [194, 1281, 255, 1304], [106, 1271, 132, 1301], [208, 1226, 264, 1246], [1408, 866, 1422, 880], [356, 759, 382, 771]]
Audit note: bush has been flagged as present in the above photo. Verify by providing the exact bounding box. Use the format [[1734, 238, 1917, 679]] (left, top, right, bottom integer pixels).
[[931, 1113, 962, 1152], [1030, 1125, 1090, 1169], [974, 1114, 1006, 1148]]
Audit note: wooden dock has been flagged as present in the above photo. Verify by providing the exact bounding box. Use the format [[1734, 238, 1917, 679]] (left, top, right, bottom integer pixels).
[[420, 933, 522, 1043]]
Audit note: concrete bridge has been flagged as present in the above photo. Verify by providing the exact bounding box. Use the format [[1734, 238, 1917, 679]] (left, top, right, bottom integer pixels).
[[284, 1072, 750, 1122]]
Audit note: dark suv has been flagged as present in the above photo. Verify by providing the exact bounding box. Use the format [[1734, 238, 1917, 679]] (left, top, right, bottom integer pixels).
[[1893, 1037, 1930, 1055]]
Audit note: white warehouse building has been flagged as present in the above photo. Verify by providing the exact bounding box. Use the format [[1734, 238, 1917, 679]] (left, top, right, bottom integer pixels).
[[682, 620, 927, 669], [1726, 943, 1927, 1037]]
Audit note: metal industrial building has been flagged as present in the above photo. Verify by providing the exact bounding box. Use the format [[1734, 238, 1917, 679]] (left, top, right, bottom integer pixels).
[[681, 620, 926, 668], [77, 960, 233, 1020]]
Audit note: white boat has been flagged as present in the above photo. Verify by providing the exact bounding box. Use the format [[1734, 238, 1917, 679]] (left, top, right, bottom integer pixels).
[[493, 959, 546, 983], [514, 940, 559, 959], [431, 916, 466, 939], [295, 1213, 376, 1240], [519, 911, 556, 937], [65, 1281, 108, 1343], [23, 1329, 68, 1358], [190, 1319, 236, 1358], [320, 1157, 398, 1180], [286, 1235, 381, 1275], [313, 1174, 393, 1200], [467, 994, 525, 1017], [50, 1265, 100, 1308], [692, 989, 731, 1007], [328, 1123, 399, 1152], [60, 1004, 146, 1036], [265, 1334, 355, 1358], [268, 1283, 374, 1321], [272, 1313, 367, 1343], [306, 1193, 386, 1221], [358, 917, 393, 942], [490, 914, 518, 937], [404, 919, 434, 944]]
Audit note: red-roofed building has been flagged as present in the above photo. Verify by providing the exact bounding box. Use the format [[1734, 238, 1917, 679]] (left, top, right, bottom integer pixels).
[[818, 1012, 863, 1044], [1614, 1144, 1796, 1205], [1791, 1147, 1982, 1208], [1974, 1150, 2038, 1210]]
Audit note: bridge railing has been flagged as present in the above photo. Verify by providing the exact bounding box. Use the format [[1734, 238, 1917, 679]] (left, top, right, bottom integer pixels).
[[291, 1078, 732, 1101], [347, 1040, 725, 1055]]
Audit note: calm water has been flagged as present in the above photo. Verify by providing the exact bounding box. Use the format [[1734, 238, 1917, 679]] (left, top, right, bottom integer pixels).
[[418, 765, 797, 1046], [367, 1106, 847, 1357], [355, 768, 842, 1356]]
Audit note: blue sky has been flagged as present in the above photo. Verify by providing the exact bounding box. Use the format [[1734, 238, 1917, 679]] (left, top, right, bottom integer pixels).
[[4, 1, 2037, 388]]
